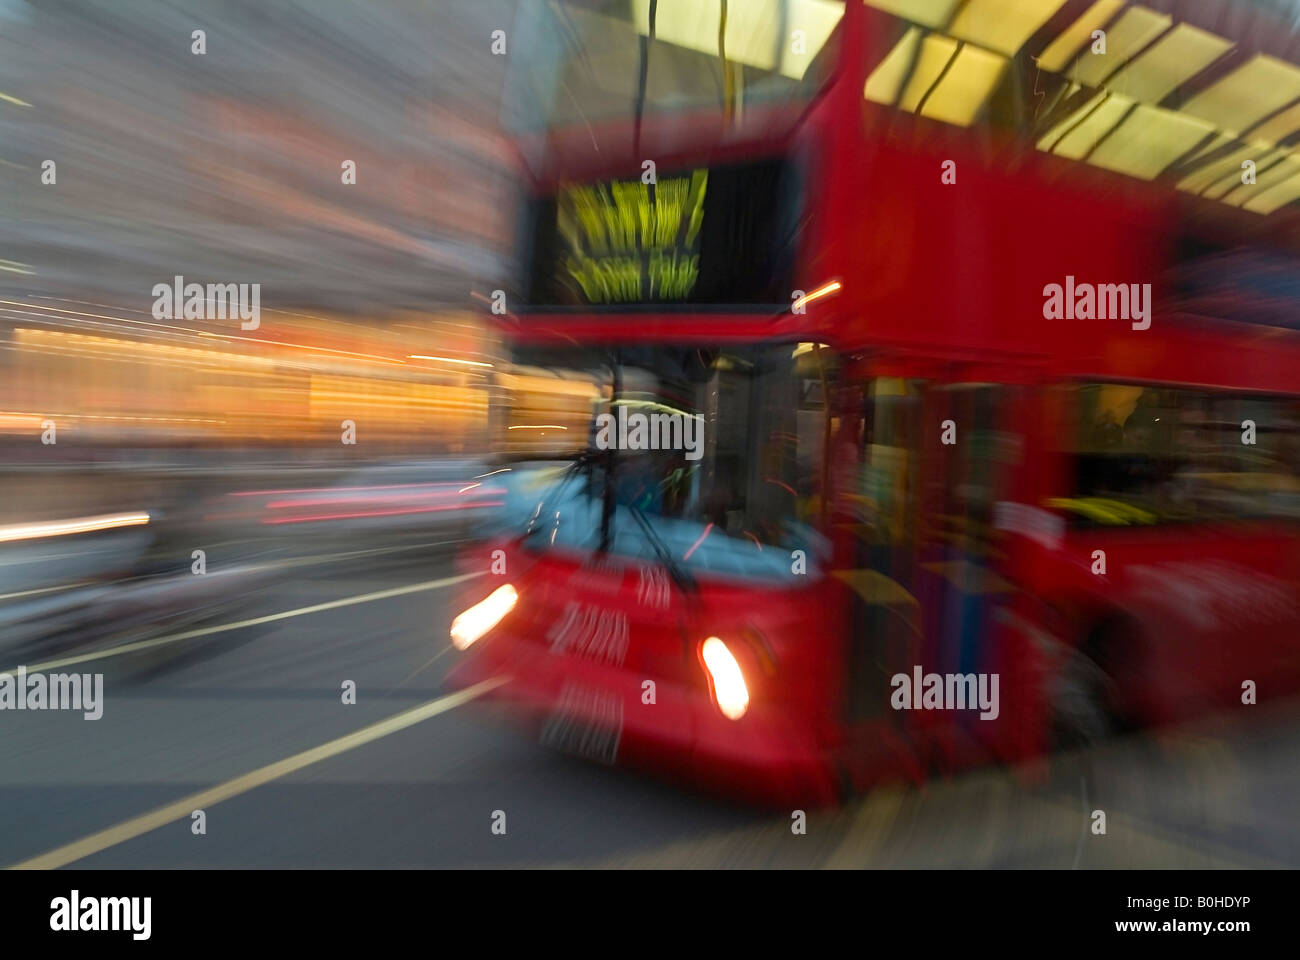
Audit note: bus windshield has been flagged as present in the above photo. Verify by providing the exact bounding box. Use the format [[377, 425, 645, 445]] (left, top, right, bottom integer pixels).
[[509, 341, 835, 580], [504, 0, 846, 137]]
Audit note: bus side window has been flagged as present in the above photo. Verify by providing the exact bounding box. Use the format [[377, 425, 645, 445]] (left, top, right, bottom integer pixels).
[[1066, 384, 1300, 525]]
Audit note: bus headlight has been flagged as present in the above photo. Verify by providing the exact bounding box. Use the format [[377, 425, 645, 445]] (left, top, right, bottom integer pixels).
[[700, 636, 749, 720], [450, 584, 518, 650]]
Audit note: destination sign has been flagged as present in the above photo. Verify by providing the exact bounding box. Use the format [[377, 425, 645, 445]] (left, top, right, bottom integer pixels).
[[524, 158, 796, 309], [559, 169, 708, 304]]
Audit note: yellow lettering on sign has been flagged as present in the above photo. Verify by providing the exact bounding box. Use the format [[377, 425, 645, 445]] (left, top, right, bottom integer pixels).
[[559, 170, 709, 303]]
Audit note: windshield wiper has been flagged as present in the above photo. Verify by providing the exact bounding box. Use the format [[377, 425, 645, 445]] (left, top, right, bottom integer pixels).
[[598, 352, 622, 552], [627, 502, 696, 594], [519, 451, 593, 542]]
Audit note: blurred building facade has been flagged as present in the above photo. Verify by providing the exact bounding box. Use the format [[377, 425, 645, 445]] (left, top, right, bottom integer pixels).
[[0, 1, 560, 458]]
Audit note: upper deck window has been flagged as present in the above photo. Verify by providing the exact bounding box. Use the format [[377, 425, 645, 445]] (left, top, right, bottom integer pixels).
[[504, 0, 845, 138], [861, 0, 1300, 216]]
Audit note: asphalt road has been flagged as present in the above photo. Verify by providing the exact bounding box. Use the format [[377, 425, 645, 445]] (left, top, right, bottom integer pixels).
[[2, 545, 1297, 869]]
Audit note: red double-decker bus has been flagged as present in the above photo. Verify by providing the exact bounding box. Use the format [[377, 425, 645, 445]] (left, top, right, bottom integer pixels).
[[446, 0, 1300, 805]]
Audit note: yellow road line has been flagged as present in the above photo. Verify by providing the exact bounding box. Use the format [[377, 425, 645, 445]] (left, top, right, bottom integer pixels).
[[11, 570, 484, 674], [0, 580, 93, 603], [10, 676, 509, 870]]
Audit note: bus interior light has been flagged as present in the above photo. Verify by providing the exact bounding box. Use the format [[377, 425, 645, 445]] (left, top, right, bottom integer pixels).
[[450, 584, 518, 650], [948, 0, 1067, 59], [1069, 5, 1172, 89], [1036, 0, 1123, 72]]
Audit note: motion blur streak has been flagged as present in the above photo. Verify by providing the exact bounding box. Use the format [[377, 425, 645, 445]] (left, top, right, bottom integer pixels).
[[0, 511, 149, 543], [262, 503, 504, 524], [232, 483, 474, 497], [263, 489, 506, 508], [790, 279, 842, 312], [408, 354, 495, 367]]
